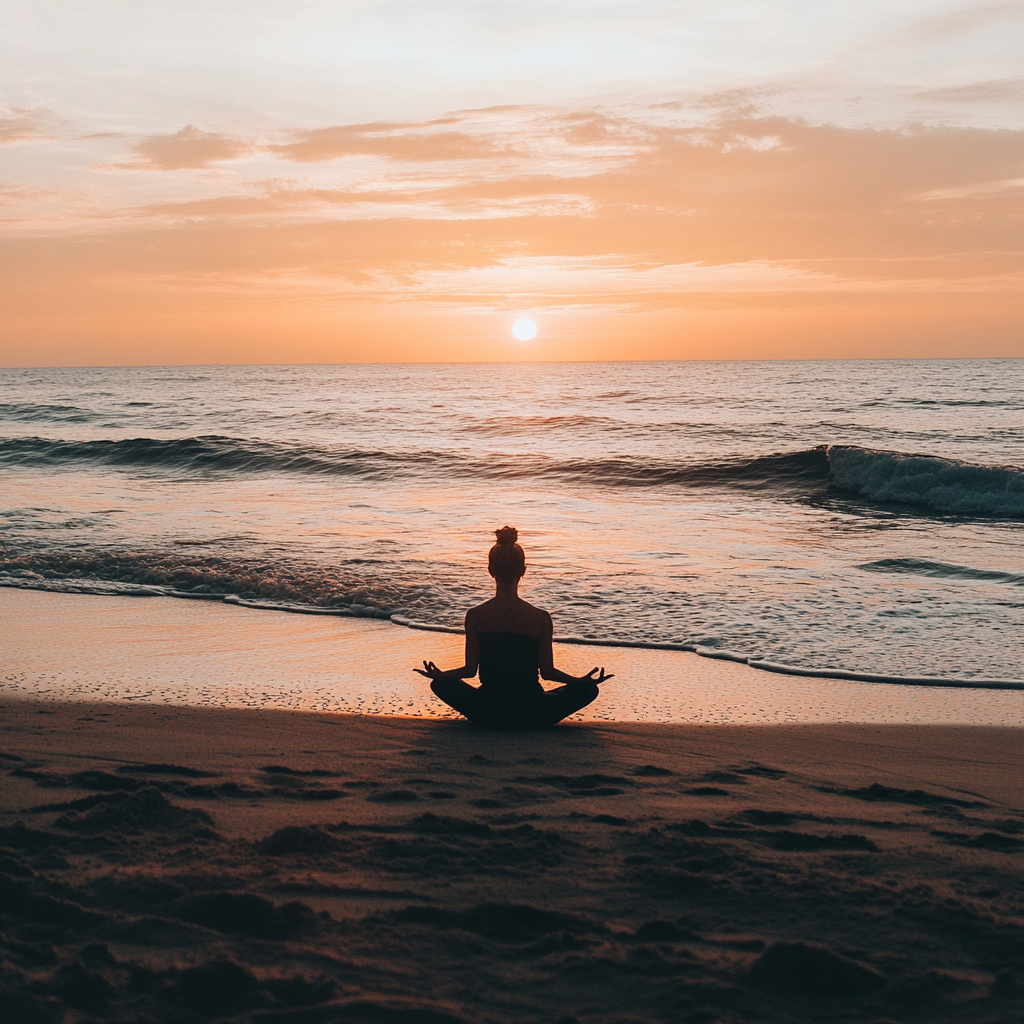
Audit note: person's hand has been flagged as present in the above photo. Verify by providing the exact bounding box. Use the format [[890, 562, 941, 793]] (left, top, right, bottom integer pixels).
[[581, 666, 614, 684], [414, 660, 446, 681]]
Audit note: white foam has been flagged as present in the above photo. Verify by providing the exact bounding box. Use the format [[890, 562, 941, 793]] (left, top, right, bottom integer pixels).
[[695, 646, 753, 663], [749, 659, 1023, 691], [389, 614, 463, 634], [3, 575, 1020, 690], [828, 445, 1024, 517]]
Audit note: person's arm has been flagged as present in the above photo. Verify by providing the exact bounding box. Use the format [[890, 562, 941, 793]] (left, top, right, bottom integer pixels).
[[413, 611, 481, 681], [537, 612, 614, 685]]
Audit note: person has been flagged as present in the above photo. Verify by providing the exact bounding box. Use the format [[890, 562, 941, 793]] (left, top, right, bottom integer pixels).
[[415, 526, 612, 728]]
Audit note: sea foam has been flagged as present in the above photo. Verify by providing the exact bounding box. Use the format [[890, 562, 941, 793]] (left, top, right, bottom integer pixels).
[[827, 445, 1024, 517]]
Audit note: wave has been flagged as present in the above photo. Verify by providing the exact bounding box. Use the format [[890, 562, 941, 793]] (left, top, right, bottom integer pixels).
[[2, 435, 1021, 517], [889, 398, 1019, 408], [0, 402, 97, 424], [827, 445, 1024, 518], [0, 434, 832, 488], [0, 435, 417, 479], [858, 558, 1024, 586], [0, 551, 405, 619]]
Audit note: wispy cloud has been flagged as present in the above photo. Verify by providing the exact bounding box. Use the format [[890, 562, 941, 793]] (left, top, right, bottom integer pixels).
[[913, 177, 1024, 199], [916, 76, 1024, 102], [110, 125, 253, 171], [911, 0, 1024, 38], [0, 105, 60, 146], [10, 109, 1022, 273], [270, 121, 504, 163], [2, 101, 1021, 361]]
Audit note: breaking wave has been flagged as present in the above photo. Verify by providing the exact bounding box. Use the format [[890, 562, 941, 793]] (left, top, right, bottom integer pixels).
[[1, 436, 1021, 518], [827, 445, 1024, 518]]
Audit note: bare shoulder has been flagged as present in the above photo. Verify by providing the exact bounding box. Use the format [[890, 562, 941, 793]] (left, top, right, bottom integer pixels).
[[521, 601, 553, 634], [464, 602, 489, 629]]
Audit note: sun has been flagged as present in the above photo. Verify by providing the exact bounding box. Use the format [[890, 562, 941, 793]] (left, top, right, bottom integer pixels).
[[511, 318, 537, 341]]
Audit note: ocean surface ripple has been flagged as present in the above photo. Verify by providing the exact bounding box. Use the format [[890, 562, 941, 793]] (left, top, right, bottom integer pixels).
[[4, 437, 1021, 519], [1, 359, 1021, 683]]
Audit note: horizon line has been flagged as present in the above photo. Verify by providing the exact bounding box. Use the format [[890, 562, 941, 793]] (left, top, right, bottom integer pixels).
[[3, 354, 1021, 372]]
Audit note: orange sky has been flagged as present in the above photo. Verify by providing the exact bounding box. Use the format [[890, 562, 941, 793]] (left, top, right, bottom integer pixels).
[[2, 2, 1022, 364]]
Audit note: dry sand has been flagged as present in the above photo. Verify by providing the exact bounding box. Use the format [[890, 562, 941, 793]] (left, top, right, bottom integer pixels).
[[2, 588, 1023, 1022], [2, 692, 1023, 1024]]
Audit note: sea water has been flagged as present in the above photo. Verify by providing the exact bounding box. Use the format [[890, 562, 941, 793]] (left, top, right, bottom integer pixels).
[[1, 359, 1021, 683]]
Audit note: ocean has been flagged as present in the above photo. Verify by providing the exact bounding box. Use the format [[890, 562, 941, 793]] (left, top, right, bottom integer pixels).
[[1, 359, 1022, 685]]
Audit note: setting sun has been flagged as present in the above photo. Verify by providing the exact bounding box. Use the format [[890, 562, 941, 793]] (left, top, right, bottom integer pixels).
[[511, 318, 538, 341], [1, 1, 1020, 366]]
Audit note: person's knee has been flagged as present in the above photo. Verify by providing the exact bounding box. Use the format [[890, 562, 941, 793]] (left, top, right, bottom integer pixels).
[[563, 682, 599, 716], [430, 677, 457, 700], [430, 677, 465, 709], [544, 682, 599, 724]]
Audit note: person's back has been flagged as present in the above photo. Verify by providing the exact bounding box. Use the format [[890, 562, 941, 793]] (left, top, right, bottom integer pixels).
[[415, 526, 612, 729], [477, 630, 542, 694]]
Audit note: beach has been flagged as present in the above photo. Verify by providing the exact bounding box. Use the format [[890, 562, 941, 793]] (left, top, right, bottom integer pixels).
[[4, 588, 1021, 724], [2, 359, 1021, 1021], [3, 590, 1023, 1023], [3, 0, 1023, 1017]]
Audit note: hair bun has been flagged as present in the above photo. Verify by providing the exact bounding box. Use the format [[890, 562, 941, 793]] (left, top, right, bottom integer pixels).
[[494, 525, 518, 547]]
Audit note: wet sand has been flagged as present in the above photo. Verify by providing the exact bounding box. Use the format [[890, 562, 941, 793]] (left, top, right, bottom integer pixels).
[[2, 588, 1023, 1022], [4, 588, 1021, 724]]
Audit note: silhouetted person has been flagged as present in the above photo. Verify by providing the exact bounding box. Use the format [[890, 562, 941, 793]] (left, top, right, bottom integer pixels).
[[415, 526, 612, 728]]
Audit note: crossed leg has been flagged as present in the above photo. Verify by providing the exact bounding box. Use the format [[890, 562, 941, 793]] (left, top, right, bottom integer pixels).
[[533, 682, 600, 727], [430, 678, 599, 729]]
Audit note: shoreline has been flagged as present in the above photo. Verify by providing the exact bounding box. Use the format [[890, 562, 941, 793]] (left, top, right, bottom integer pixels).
[[3, 578, 1022, 692], [3, 587, 1021, 725], [4, 587, 1022, 1021]]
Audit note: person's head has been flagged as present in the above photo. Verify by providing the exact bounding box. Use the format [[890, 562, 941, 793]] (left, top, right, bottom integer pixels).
[[488, 525, 525, 583]]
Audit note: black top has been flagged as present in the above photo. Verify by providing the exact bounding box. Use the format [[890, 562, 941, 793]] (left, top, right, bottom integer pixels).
[[477, 631, 543, 698]]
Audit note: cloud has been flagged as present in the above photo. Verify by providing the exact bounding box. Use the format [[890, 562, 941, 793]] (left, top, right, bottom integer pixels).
[[116, 125, 252, 170], [136, 180, 596, 221], [136, 183, 413, 218], [911, 176, 1024, 199], [2, 108, 1022, 351], [0, 105, 59, 145], [911, 1, 1024, 38], [31, 111, 1022, 251], [271, 121, 504, 163], [0, 181, 69, 204], [916, 76, 1024, 102]]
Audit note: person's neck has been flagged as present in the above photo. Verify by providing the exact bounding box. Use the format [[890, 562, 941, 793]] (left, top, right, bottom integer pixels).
[[493, 578, 520, 601]]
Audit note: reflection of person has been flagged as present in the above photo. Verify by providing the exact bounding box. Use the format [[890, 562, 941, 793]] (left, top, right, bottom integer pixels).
[[415, 526, 612, 728]]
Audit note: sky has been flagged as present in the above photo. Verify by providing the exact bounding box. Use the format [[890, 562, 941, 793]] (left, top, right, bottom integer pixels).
[[1, 0, 1022, 365]]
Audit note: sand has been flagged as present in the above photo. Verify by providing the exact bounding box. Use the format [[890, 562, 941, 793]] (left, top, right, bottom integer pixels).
[[2, 588, 1023, 1022], [2, 694, 1022, 1023], [3, 588, 1021, 724]]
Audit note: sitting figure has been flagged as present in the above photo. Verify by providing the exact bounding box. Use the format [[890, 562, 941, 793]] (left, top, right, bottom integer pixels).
[[415, 526, 612, 728]]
